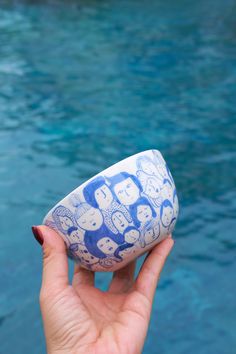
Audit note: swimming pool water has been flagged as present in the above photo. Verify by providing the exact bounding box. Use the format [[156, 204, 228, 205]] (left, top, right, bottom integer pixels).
[[0, 1, 236, 353]]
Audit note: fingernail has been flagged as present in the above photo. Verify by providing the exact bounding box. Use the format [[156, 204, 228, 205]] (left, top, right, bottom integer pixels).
[[32, 226, 44, 246]]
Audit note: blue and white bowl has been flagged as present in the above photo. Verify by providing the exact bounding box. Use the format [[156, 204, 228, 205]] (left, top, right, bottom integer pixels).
[[43, 150, 179, 271]]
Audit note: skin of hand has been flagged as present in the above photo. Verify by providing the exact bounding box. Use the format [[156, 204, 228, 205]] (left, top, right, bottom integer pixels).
[[32, 225, 174, 354]]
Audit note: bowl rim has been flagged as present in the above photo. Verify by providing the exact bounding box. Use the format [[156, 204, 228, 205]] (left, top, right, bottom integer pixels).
[[43, 148, 164, 223]]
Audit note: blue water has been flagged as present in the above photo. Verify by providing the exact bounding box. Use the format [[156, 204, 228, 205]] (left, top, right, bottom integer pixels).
[[0, 1, 236, 353]]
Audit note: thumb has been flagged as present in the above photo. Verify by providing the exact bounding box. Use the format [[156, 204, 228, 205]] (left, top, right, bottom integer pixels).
[[32, 225, 69, 294]]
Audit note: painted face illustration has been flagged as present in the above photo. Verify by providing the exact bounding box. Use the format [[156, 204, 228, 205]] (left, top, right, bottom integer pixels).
[[142, 160, 158, 176], [114, 177, 140, 205], [124, 229, 140, 243], [95, 184, 113, 209], [153, 222, 160, 237], [112, 211, 129, 233], [161, 206, 174, 227], [144, 228, 156, 245], [97, 237, 118, 255], [119, 247, 134, 258], [144, 177, 160, 198], [59, 215, 74, 231], [78, 244, 99, 264], [77, 207, 103, 231], [69, 229, 84, 243], [137, 204, 152, 223]]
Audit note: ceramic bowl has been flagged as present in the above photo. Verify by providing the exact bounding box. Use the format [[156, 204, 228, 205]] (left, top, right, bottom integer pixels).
[[43, 149, 179, 271]]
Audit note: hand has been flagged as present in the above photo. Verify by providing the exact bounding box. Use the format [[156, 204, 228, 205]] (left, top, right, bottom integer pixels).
[[32, 226, 174, 354]]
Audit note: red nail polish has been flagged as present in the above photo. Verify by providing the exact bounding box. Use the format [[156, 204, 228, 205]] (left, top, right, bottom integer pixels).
[[32, 226, 44, 246]]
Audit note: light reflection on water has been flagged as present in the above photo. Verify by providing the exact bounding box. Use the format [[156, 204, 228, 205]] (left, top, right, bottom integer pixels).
[[0, 1, 236, 353]]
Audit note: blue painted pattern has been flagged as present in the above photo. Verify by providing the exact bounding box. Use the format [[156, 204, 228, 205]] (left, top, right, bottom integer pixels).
[[45, 153, 178, 270]]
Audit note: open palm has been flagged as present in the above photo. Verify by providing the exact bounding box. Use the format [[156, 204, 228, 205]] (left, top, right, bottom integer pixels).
[[34, 226, 174, 354]]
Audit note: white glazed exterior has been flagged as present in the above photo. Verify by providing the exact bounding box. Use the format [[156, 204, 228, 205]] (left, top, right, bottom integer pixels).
[[43, 150, 179, 271]]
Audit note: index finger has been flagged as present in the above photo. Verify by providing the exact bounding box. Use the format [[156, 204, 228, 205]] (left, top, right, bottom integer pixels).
[[134, 236, 174, 303]]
